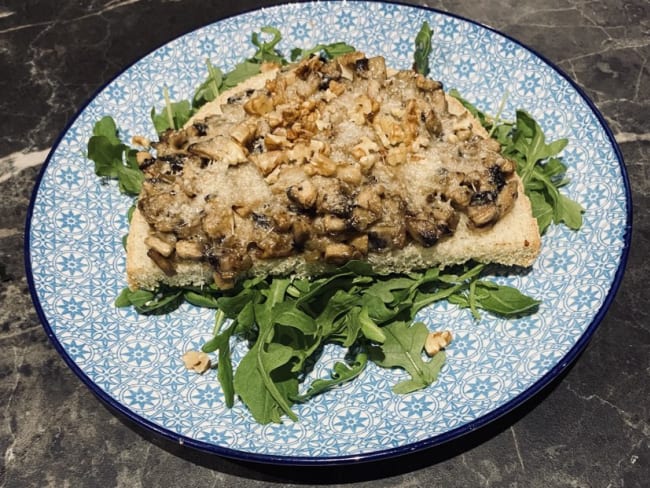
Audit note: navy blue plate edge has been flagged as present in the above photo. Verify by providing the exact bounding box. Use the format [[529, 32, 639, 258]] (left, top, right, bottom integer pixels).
[[23, 0, 633, 467]]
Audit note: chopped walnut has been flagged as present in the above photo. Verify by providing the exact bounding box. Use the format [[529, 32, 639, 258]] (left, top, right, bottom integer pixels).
[[182, 350, 211, 373], [424, 330, 453, 356], [136, 151, 153, 166], [131, 135, 151, 148]]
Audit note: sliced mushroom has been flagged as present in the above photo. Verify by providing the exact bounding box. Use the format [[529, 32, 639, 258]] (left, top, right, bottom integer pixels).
[[405, 215, 446, 247], [229, 121, 256, 146], [145, 234, 175, 257], [324, 242, 356, 263], [188, 136, 247, 165], [176, 240, 204, 259], [286, 179, 318, 210], [255, 232, 294, 259], [147, 248, 176, 276], [496, 179, 518, 216], [367, 222, 406, 251], [291, 216, 311, 246], [349, 234, 369, 255], [467, 192, 499, 227], [315, 186, 351, 217], [322, 214, 348, 234]]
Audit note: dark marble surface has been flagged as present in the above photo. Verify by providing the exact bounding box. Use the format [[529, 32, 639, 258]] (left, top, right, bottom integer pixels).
[[1, 0, 648, 486]]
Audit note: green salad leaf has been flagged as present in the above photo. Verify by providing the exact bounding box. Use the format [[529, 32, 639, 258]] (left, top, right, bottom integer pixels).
[[413, 20, 433, 76], [86, 116, 143, 195], [290, 41, 356, 62], [369, 321, 446, 394]]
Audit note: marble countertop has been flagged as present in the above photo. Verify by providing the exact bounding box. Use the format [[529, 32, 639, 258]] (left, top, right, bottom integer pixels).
[[1, 0, 648, 486]]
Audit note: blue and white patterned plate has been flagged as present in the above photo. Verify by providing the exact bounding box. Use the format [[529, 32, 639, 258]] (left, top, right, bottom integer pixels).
[[26, 1, 631, 464]]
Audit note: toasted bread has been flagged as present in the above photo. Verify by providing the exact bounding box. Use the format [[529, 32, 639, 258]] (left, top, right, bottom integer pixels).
[[126, 54, 540, 290]]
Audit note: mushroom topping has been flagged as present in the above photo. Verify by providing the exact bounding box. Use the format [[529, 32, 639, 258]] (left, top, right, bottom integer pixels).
[[405, 214, 448, 247], [144, 234, 176, 257], [467, 191, 499, 227], [134, 52, 523, 286]]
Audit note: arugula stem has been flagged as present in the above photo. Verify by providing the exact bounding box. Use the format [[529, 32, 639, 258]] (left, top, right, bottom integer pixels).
[[468, 280, 481, 319], [488, 90, 509, 138], [213, 309, 227, 335], [163, 86, 175, 130], [457, 263, 486, 282], [206, 58, 220, 99]]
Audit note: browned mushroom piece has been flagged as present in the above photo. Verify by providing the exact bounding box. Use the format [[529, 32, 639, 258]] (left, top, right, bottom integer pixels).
[[176, 240, 204, 259], [146, 248, 176, 276], [314, 179, 352, 217], [496, 179, 519, 215], [405, 207, 456, 247], [324, 242, 357, 264], [286, 179, 318, 209], [467, 191, 500, 227]]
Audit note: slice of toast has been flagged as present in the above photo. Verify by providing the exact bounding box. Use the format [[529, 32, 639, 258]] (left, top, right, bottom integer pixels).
[[127, 55, 540, 289]]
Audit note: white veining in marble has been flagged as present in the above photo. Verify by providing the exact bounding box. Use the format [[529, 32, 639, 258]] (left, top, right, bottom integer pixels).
[[0, 149, 49, 183]]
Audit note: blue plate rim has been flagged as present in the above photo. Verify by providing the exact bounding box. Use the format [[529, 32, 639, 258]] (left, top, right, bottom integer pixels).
[[24, 0, 632, 466]]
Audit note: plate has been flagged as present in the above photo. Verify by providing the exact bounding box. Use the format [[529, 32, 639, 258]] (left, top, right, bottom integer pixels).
[[26, 1, 631, 464]]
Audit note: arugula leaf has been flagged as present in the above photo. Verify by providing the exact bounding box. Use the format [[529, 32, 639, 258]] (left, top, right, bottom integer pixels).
[[200, 312, 236, 407], [413, 21, 433, 76], [369, 321, 446, 394], [502, 110, 584, 233], [474, 282, 541, 316], [449, 280, 541, 317], [184, 290, 221, 308], [230, 279, 305, 423], [219, 61, 263, 91], [154, 258, 540, 423], [117, 156, 144, 194], [87, 116, 143, 195], [92, 116, 122, 144], [290, 42, 356, 62], [357, 305, 386, 344], [293, 351, 368, 402], [250, 26, 286, 65], [87, 135, 126, 178], [233, 340, 300, 423], [114, 286, 184, 315]]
